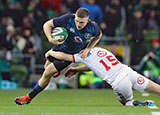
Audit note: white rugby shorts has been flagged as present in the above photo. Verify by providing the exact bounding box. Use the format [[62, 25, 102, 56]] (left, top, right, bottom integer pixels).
[[112, 66, 149, 102]]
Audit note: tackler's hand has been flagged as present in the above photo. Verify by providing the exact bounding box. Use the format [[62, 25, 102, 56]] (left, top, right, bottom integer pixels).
[[65, 67, 78, 78], [45, 50, 53, 59], [79, 48, 91, 58]]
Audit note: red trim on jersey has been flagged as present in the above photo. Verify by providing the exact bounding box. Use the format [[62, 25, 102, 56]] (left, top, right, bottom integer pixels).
[[72, 55, 75, 63]]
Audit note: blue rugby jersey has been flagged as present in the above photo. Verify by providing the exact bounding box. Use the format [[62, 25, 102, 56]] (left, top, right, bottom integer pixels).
[[53, 13, 101, 54]]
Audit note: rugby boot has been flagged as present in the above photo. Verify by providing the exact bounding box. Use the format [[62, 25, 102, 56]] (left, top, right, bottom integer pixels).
[[15, 94, 32, 105]]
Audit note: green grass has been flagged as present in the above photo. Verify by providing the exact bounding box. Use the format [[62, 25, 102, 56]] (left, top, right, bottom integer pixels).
[[0, 89, 159, 115]]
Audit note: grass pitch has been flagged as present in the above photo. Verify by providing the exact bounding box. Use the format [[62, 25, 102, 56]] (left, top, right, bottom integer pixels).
[[0, 89, 159, 115]]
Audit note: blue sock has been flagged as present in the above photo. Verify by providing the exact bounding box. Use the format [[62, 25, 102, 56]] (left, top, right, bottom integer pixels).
[[28, 82, 44, 99]]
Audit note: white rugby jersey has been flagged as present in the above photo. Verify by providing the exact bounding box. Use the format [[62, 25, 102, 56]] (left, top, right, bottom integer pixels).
[[73, 47, 126, 85]]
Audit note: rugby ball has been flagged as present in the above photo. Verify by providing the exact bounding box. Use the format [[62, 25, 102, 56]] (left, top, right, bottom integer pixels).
[[52, 27, 68, 42]]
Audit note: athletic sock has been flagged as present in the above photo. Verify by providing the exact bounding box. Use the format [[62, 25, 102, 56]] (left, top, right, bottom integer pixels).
[[28, 82, 44, 99]]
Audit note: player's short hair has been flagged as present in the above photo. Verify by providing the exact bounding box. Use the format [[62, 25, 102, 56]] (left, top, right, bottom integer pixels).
[[76, 8, 89, 18]]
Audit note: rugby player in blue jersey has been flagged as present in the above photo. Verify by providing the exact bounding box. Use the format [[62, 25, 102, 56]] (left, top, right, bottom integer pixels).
[[14, 8, 102, 105]]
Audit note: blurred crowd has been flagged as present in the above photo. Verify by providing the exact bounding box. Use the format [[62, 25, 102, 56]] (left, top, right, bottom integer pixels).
[[0, 0, 160, 88]]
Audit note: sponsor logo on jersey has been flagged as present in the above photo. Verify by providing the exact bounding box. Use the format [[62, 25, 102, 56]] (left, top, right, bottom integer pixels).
[[74, 36, 82, 42], [137, 76, 145, 85], [70, 27, 75, 33], [97, 50, 107, 57], [85, 33, 92, 39]]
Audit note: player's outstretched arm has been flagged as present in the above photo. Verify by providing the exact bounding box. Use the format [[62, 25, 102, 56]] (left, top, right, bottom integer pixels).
[[45, 50, 73, 62], [65, 65, 90, 78]]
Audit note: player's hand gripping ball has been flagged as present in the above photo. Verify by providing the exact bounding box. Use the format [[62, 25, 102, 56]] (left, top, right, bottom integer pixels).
[[52, 27, 68, 43]]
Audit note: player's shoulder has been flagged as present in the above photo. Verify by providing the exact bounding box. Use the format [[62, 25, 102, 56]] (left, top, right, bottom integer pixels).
[[87, 20, 101, 36], [88, 20, 99, 28]]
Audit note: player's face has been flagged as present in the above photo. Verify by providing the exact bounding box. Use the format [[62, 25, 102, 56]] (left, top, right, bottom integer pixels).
[[75, 15, 89, 30]]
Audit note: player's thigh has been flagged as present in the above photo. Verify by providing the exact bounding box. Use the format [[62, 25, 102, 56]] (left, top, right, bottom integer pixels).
[[44, 60, 51, 69], [50, 45, 72, 71], [53, 60, 71, 71], [43, 63, 58, 77], [128, 70, 149, 92], [113, 77, 133, 103]]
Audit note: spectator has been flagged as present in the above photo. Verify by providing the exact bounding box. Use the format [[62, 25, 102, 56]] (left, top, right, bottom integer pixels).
[[152, 39, 160, 61], [121, 0, 137, 24], [22, 28, 36, 73], [95, 0, 109, 13], [14, 34, 26, 53], [110, 0, 126, 36], [132, 0, 150, 19], [63, 0, 80, 13], [100, 3, 122, 37], [30, 32, 43, 59], [127, 8, 148, 65], [4, 1, 23, 27], [21, 16, 33, 33], [27, 0, 39, 12], [0, 17, 7, 36], [150, 0, 159, 10], [41, 0, 62, 12], [22, 28, 36, 55], [27, 12, 36, 26], [0, 17, 14, 60], [80, 0, 103, 23], [147, 9, 159, 30], [4, 24, 15, 61], [11, 34, 26, 64], [137, 39, 160, 84], [26, 0, 47, 34]]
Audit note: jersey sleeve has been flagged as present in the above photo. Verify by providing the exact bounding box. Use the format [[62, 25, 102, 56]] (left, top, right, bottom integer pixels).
[[93, 22, 101, 37], [53, 13, 74, 27], [72, 54, 82, 63]]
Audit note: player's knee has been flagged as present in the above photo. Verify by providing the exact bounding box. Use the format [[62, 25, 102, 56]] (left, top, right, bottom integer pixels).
[[44, 64, 57, 76], [44, 64, 47, 69], [119, 100, 126, 106], [43, 70, 54, 79]]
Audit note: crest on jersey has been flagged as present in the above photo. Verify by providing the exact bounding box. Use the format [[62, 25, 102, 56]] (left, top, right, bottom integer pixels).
[[97, 50, 107, 57], [70, 27, 75, 33], [85, 33, 92, 39], [74, 36, 82, 42]]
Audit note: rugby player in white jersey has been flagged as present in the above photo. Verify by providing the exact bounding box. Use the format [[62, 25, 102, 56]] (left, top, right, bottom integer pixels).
[[45, 47, 160, 106]]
